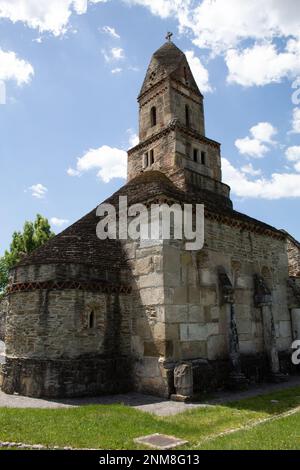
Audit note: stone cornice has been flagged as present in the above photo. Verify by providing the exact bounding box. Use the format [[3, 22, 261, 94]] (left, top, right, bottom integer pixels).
[[7, 280, 132, 295], [128, 121, 220, 155]]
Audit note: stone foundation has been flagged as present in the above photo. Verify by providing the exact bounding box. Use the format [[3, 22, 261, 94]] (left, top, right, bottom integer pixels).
[[1, 356, 132, 398]]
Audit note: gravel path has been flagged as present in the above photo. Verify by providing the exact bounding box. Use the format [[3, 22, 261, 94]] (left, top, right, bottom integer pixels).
[[0, 375, 300, 416]]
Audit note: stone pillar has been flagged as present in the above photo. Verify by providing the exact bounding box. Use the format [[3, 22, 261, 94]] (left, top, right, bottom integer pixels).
[[226, 303, 241, 374], [219, 268, 248, 390], [171, 362, 193, 402], [261, 304, 280, 375], [254, 274, 287, 382], [291, 308, 300, 341]]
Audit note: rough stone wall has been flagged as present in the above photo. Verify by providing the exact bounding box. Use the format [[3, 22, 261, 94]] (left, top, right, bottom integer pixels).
[[5, 289, 131, 360], [170, 80, 205, 135], [123, 240, 171, 397], [163, 219, 291, 364], [139, 82, 172, 142], [125, 216, 292, 396], [127, 127, 229, 202], [2, 262, 132, 397], [287, 236, 300, 277], [0, 297, 8, 342]]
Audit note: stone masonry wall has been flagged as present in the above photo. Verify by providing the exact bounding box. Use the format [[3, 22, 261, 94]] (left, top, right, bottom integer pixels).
[[0, 297, 8, 342], [2, 262, 132, 397], [124, 215, 292, 396], [163, 219, 291, 366], [287, 236, 300, 277]]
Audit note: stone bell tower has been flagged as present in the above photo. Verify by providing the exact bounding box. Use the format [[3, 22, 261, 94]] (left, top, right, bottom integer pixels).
[[127, 36, 232, 208]]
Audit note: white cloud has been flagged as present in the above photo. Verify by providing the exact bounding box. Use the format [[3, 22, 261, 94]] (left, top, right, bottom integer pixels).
[[123, 0, 189, 19], [222, 158, 300, 199], [185, 50, 212, 93], [0, 48, 34, 86], [0, 0, 108, 37], [250, 122, 277, 143], [127, 129, 139, 147], [226, 40, 300, 87], [111, 67, 122, 74], [240, 164, 262, 177], [235, 122, 277, 158], [101, 25, 120, 39], [28, 183, 48, 198], [179, 0, 300, 53], [102, 47, 125, 63], [285, 146, 300, 172], [291, 108, 300, 134], [235, 137, 268, 159], [285, 146, 300, 162], [111, 47, 125, 60], [68, 145, 127, 183], [125, 1, 300, 87], [67, 167, 80, 176], [51, 217, 69, 227]]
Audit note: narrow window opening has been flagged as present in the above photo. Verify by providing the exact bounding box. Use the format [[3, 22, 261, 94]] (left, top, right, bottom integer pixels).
[[151, 106, 157, 127], [89, 311, 95, 329], [185, 105, 190, 128], [184, 66, 188, 84], [193, 149, 198, 163], [201, 151, 206, 165], [150, 149, 154, 165]]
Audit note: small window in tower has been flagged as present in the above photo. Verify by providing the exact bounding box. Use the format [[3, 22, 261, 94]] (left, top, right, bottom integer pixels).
[[150, 149, 154, 165], [185, 105, 190, 128], [184, 66, 188, 85], [201, 151, 206, 165], [193, 149, 199, 163], [151, 106, 157, 127], [89, 311, 95, 329]]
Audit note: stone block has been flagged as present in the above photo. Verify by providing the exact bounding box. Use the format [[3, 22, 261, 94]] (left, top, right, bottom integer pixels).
[[279, 321, 292, 338], [180, 323, 207, 342], [165, 305, 188, 323], [136, 357, 161, 378], [131, 335, 144, 356], [207, 334, 227, 360], [179, 341, 207, 360], [188, 305, 205, 323], [137, 272, 164, 289], [144, 340, 173, 357], [207, 322, 219, 336], [173, 287, 188, 304], [139, 287, 165, 305]]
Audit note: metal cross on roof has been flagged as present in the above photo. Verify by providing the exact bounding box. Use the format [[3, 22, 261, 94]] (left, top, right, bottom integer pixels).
[[166, 32, 173, 42]]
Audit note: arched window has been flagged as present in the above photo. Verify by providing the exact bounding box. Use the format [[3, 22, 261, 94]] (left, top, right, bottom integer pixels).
[[151, 106, 157, 127], [89, 310, 95, 329], [185, 105, 190, 128]]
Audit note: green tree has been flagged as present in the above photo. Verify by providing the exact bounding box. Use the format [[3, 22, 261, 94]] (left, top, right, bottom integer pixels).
[[0, 214, 55, 296]]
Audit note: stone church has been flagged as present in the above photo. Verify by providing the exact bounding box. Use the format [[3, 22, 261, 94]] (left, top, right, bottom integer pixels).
[[1, 40, 300, 399]]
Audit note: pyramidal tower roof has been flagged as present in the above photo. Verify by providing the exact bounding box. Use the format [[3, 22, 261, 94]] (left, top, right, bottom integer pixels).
[[139, 40, 201, 98]]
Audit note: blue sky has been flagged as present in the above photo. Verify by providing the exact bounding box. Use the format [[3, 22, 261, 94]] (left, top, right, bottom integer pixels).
[[1, 0, 300, 255]]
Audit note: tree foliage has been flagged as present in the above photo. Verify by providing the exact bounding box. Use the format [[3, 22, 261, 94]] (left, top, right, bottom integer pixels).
[[0, 215, 55, 295]]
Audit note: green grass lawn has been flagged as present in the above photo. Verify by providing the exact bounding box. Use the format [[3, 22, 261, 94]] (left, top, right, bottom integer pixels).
[[0, 387, 300, 450]]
